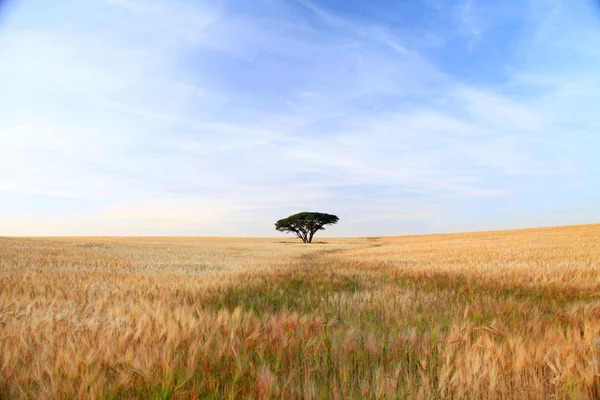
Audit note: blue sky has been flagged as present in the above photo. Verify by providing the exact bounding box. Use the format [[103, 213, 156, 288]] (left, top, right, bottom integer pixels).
[[0, 0, 599, 236]]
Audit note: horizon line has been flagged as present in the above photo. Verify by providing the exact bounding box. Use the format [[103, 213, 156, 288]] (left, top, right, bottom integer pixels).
[[3, 222, 598, 239]]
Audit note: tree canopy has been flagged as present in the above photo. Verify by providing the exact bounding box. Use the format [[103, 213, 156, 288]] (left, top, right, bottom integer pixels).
[[275, 212, 339, 243]]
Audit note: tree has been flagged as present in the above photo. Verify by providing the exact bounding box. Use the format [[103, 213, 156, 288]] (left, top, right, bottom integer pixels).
[[275, 212, 339, 243]]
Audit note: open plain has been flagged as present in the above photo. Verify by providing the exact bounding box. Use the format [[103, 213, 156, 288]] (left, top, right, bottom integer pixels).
[[1, 224, 600, 399]]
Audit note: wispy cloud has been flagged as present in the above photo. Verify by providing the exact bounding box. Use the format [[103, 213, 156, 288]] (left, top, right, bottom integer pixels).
[[0, 0, 598, 236]]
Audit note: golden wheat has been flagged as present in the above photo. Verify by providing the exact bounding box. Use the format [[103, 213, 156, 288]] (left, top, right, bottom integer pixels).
[[1, 224, 599, 398]]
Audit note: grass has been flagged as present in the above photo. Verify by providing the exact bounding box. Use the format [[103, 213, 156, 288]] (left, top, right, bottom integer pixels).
[[1, 224, 600, 398]]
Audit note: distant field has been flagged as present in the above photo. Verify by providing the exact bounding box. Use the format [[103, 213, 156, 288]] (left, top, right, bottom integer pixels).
[[1, 224, 600, 399]]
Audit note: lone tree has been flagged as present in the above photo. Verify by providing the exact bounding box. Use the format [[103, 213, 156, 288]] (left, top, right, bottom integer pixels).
[[275, 212, 339, 243]]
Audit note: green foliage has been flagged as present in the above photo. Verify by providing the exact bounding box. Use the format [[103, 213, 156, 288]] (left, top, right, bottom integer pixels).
[[275, 212, 339, 243]]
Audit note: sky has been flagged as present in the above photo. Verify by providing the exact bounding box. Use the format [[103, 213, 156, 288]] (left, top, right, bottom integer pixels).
[[0, 0, 599, 237]]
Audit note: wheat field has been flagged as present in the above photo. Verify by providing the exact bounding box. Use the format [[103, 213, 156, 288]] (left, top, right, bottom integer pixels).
[[1, 224, 600, 399]]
